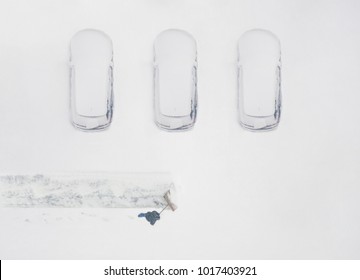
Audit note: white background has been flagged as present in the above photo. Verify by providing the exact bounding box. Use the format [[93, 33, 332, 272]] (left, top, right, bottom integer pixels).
[[2, 260, 360, 280], [0, 0, 359, 259]]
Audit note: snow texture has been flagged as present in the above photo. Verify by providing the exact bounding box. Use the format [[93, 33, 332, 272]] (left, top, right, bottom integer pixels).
[[0, 173, 174, 208]]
